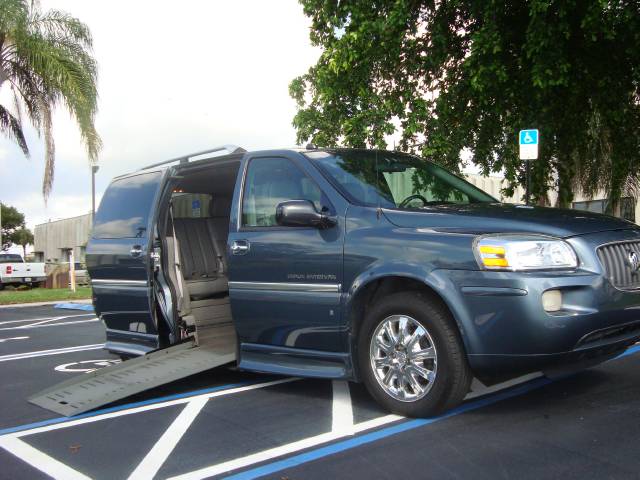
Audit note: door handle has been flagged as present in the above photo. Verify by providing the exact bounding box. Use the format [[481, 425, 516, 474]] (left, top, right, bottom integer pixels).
[[130, 245, 143, 257], [230, 240, 250, 255]]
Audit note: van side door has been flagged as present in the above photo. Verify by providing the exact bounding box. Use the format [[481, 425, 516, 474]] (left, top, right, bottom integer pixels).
[[227, 153, 345, 355], [86, 170, 166, 356]]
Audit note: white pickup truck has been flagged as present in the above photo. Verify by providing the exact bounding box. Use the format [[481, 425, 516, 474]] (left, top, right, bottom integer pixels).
[[0, 253, 46, 289]]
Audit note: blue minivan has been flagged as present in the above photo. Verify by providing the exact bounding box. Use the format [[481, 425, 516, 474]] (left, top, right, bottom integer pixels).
[[81, 145, 640, 417]]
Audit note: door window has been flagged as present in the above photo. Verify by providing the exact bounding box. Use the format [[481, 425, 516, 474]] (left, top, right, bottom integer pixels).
[[242, 157, 323, 227], [93, 171, 162, 239]]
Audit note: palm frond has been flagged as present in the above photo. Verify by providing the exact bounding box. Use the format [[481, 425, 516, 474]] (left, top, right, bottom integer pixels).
[[1, 0, 101, 199], [40, 100, 54, 199], [14, 32, 101, 161], [0, 103, 29, 156], [29, 9, 93, 49]]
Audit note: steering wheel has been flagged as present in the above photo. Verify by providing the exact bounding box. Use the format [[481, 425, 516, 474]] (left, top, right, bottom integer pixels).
[[399, 194, 428, 208]]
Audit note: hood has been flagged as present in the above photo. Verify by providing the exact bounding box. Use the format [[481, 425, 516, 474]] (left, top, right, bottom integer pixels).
[[383, 203, 636, 238]]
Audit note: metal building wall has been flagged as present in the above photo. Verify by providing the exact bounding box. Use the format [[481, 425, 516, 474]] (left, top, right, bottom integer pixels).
[[34, 213, 92, 263]]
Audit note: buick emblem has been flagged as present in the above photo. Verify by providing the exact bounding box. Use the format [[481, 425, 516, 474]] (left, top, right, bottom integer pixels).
[[627, 250, 640, 272]]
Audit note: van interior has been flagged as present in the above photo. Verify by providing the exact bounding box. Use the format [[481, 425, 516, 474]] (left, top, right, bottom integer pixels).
[[157, 158, 242, 349]]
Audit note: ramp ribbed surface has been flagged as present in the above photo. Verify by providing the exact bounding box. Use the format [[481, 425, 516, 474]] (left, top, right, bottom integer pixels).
[[28, 325, 236, 417]]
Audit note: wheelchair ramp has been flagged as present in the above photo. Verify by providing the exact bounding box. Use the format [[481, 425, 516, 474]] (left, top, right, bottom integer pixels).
[[28, 324, 236, 417]]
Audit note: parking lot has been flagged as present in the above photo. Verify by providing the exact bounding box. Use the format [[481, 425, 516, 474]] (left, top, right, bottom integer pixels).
[[0, 304, 638, 480]]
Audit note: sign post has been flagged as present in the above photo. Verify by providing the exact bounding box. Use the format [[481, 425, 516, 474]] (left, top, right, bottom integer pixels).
[[69, 249, 76, 293], [519, 129, 539, 205]]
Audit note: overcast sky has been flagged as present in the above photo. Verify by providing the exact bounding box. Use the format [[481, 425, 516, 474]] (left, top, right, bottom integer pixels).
[[0, 0, 320, 232]]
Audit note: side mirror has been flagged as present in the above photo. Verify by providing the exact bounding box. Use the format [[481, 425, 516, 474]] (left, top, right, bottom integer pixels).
[[276, 200, 336, 229]]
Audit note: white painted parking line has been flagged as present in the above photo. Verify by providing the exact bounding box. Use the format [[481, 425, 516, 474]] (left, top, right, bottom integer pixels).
[[0, 436, 91, 480], [167, 414, 404, 480], [0, 336, 29, 343], [331, 380, 354, 435], [0, 318, 99, 331], [128, 397, 209, 480], [4, 378, 298, 439], [0, 344, 105, 363], [0, 314, 93, 325]]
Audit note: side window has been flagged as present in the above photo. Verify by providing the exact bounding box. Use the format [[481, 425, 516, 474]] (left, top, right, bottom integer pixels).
[[242, 157, 323, 227], [93, 171, 161, 239]]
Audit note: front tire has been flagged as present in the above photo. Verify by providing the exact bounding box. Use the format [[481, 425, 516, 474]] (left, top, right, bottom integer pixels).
[[358, 292, 471, 417]]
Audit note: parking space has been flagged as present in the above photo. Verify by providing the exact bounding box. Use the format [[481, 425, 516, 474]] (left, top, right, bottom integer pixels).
[[0, 305, 638, 480]]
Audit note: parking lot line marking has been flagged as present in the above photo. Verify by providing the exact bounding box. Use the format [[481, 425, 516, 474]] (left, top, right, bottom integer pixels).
[[331, 381, 354, 435], [0, 336, 29, 343], [0, 318, 99, 331], [3, 378, 298, 439], [0, 314, 93, 325], [0, 436, 91, 480], [0, 343, 105, 362], [216, 346, 640, 480], [167, 413, 404, 480], [128, 397, 209, 480], [218, 381, 554, 480]]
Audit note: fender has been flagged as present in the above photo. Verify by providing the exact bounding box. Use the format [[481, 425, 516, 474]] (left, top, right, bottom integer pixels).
[[343, 262, 481, 370]]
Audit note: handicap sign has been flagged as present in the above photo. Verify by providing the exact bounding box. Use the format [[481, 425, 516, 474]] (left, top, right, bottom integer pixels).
[[519, 129, 539, 160], [519, 129, 538, 145], [192, 199, 201, 217]]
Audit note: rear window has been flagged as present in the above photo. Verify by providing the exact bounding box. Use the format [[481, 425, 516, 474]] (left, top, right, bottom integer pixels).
[[93, 171, 162, 239], [0, 254, 23, 263]]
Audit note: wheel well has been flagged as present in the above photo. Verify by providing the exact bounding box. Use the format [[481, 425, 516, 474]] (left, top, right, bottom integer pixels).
[[348, 276, 461, 379]]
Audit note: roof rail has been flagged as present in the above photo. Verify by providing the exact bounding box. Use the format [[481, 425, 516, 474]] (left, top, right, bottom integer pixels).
[[139, 144, 246, 170]]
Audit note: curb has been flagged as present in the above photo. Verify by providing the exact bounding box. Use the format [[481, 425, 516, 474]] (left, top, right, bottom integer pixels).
[[0, 299, 92, 309]]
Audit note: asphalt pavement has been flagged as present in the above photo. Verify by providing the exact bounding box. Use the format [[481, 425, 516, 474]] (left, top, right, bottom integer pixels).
[[0, 304, 638, 480]]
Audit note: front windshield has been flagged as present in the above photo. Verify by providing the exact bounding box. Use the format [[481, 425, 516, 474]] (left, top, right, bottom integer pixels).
[[307, 150, 497, 209]]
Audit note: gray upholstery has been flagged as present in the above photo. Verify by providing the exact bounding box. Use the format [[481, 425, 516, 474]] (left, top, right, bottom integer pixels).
[[173, 218, 227, 300], [209, 197, 231, 273]]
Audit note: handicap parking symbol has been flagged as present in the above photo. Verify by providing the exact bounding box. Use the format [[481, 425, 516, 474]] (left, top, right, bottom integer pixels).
[[55, 359, 121, 373], [519, 129, 538, 145]]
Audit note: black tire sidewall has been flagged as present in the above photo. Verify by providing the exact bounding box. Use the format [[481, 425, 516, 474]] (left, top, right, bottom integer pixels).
[[358, 292, 463, 417]]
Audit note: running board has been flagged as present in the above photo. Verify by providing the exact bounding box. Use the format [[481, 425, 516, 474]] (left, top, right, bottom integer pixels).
[[28, 327, 236, 416]]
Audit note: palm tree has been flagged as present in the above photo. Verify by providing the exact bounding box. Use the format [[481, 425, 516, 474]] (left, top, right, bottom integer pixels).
[[0, 0, 101, 199]]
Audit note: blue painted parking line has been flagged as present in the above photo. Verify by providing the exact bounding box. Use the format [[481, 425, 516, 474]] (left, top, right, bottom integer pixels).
[[225, 344, 640, 480], [54, 303, 94, 312]]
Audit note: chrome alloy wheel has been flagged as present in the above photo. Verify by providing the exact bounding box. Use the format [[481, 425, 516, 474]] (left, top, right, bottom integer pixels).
[[369, 315, 438, 402]]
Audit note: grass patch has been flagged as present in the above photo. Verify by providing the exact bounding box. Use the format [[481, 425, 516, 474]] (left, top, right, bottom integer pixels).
[[0, 287, 92, 305]]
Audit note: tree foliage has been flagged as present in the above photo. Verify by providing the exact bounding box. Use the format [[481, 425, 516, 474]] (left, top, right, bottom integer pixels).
[[0, 0, 101, 199], [0, 202, 25, 250], [10, 226, 33, 257], [290, 0, 640, 207]]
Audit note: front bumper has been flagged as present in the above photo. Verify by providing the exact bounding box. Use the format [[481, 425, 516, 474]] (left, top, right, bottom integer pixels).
[[432, 265, 640, 380]]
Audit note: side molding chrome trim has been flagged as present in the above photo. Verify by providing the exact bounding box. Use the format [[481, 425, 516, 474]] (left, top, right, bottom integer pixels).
[[92, 279, 148, 286], [228, 281, 341, 293]]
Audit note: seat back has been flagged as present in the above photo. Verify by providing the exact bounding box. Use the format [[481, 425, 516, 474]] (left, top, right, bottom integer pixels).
[[173, 218, 220, 280], [207, 196, 232, 273]]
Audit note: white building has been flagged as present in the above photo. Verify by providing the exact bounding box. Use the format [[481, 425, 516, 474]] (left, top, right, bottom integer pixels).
[[33, 213, 92, 263]]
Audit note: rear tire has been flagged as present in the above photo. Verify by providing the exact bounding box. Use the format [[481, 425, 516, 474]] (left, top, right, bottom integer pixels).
[[358, 291, 471, 417]]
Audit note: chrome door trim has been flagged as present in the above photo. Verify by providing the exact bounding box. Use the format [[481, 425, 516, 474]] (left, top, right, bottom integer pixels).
[[92, 279, 148, 286], [228, 281, 341, 293]]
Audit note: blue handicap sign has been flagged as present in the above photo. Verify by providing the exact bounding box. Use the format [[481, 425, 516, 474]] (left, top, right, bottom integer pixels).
[[192, 200, 201, 209], [519, 129, 539, 145]]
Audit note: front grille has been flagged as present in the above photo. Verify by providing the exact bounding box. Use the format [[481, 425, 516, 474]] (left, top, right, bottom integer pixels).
[[597, 240, 640, 290]]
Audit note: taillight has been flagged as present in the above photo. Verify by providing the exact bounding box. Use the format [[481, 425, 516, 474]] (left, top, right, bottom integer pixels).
[[6, 265, 12, 274]]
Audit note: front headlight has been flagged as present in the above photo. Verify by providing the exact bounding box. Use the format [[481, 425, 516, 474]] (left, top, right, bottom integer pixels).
[[475, 235, 578, 271]]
